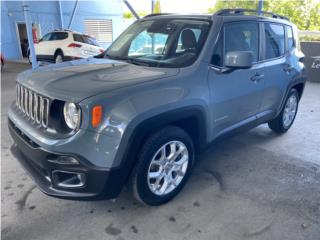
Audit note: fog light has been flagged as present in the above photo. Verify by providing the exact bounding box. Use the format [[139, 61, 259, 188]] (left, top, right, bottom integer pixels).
[[48, 156, 79, 165], [52, 170, 85, 188]]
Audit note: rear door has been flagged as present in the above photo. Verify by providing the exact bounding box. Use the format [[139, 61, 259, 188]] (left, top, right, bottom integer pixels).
[[259, 22, 294, 114], [207, 21, 265, 138]]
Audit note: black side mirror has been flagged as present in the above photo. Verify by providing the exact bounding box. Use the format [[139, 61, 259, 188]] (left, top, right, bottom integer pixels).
[[225, 51, 253, 69]]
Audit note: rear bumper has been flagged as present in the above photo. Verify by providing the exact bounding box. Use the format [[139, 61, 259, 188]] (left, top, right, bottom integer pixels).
[[8, 120, 124, 200]]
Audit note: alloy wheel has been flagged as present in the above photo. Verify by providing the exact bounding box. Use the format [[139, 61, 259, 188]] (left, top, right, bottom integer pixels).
[[147, 140, 189, 196]]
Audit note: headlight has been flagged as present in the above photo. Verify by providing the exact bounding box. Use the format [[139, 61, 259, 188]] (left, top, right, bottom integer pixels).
[[63, 102, 81, 130]]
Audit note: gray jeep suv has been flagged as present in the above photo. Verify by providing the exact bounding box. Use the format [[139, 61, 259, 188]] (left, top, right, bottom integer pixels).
[[9, 9, 307, 205]]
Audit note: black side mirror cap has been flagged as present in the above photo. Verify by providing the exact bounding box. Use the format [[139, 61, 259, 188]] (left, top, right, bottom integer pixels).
[[225, 51, 253, 69]]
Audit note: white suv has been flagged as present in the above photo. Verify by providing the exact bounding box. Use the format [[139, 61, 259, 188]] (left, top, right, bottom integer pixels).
[[29, 30, 104, 63]]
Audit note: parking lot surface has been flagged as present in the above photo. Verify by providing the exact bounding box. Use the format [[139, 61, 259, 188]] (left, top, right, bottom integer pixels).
[[1, 62, 320, 240]]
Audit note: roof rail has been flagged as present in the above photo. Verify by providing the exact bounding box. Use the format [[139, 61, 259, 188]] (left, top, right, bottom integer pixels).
[[143, 13, 173, 18], [53, 28, 73, 32], [214, 8, 289, 21]]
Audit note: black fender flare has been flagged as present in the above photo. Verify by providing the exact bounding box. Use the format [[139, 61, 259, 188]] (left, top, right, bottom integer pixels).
[[107, 106, 207, 197], [276, 79, 306, 117]]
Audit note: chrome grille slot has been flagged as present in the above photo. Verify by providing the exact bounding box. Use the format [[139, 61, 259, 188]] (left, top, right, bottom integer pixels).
[[15, 83, 50, 128]]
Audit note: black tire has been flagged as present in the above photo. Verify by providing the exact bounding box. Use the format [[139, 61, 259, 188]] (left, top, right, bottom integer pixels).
[[54, 51, 64, 64], [268, 88, 299, 133], [129, 126, 195, 206]]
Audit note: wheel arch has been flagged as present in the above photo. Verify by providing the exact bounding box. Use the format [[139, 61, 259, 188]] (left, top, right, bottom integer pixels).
[[54, 48, 64, 58], [276, 81, 305, 116], [292, 82, 305, 99], [110, 106, 208, 194]]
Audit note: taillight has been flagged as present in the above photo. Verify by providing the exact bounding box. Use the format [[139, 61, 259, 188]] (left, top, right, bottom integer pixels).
[[68, 43, 82, 48], [99, 49, 104, 53]]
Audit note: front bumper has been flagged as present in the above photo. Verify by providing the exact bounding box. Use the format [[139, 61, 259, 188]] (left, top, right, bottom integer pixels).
[[9, 120, 123, 200]]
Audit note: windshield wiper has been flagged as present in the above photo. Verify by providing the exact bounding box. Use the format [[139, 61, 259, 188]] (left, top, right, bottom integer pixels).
[[126, 58, 150, 66]]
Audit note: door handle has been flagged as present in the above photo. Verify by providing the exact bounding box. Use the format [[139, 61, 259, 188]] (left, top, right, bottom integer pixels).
[[250, 73, 264, 83]]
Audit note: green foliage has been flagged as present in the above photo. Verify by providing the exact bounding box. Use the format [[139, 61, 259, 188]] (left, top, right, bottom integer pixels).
[[153, 0, 161, 13], [208, 0, 320, 30], [123, 11, 147, 19]]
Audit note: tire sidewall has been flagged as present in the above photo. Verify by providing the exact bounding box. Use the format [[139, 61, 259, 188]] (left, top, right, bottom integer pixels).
[[135, 128, 194, 205]]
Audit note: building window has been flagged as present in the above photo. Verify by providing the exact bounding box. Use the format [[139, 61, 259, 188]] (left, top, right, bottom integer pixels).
[[84, 19, 113, 43]]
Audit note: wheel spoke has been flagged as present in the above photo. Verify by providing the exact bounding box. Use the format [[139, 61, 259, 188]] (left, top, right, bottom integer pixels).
[[149, 170, 162, 179], [169, 144, 186, 162], [152, 172, 164, 191], [167, 142, 177, 160], [174, 154, 188, 167], [159, 175, 170, 194]]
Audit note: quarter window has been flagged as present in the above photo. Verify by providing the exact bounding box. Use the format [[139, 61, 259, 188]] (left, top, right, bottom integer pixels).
[[264, 23, 285, 59], [286, 26, 294, 50], [211, 36, 223, 66]]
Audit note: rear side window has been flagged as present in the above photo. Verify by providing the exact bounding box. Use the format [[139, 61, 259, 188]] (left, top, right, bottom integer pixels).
[[54, 32, 68, 40], [286, 26, 294, 50], [264, 23, 285, 59], [211, 22, 259, 66]]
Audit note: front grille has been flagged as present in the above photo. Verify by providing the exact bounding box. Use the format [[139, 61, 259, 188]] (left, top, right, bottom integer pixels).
[[16, 83, 50, 128]]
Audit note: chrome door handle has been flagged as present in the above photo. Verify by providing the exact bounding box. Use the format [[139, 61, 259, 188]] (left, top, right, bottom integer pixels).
[[250, 73, 264, 82]]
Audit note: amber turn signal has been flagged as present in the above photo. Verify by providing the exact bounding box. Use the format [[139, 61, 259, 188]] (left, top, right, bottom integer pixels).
[[92, 105, 103, 128]]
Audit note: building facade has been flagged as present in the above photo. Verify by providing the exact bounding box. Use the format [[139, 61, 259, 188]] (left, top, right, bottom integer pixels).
[[1, 0, 124, 60]]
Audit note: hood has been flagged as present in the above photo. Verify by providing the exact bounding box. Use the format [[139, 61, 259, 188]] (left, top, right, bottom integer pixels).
[[17, 58, 179, 102]]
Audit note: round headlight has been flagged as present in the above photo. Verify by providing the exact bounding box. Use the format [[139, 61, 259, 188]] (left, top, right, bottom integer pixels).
[[63, 102, 81, 130]]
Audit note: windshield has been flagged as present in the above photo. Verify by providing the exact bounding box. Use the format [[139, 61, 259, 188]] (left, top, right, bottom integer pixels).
[[105, 19, 211, 68]]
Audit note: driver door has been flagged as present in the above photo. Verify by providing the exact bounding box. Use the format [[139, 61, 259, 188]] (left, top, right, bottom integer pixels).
[[207, 21, 265, 139], [35, 32, 53, 60]]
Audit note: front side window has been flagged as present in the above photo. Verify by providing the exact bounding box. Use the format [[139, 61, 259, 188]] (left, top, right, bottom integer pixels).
[[105, 19, 211, 68], [264, 23, 285, 59], [41, 33, 51, 42], [225, 22, 259, 62], [211, 22, 259, 66]]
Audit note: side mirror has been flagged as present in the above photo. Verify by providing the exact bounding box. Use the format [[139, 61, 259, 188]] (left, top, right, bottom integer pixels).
[[225, 51, 253, 69]]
